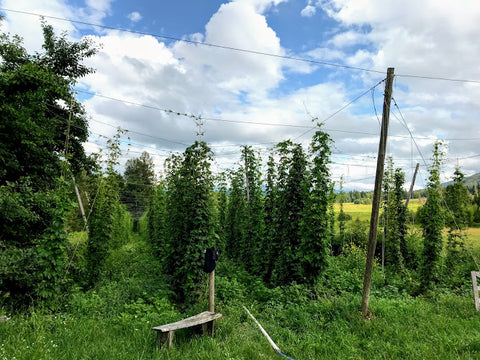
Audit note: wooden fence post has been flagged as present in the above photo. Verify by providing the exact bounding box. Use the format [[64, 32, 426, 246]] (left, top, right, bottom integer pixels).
[[472, 271, 480, 311]]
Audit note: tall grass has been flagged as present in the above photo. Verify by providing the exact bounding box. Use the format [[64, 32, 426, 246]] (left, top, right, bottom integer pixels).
[[1, 225, 480, 359]]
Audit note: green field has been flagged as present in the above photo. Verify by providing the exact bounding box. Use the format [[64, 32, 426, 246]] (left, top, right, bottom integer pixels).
[[336, 200, 480, 255], [334, 199, 424, 223]]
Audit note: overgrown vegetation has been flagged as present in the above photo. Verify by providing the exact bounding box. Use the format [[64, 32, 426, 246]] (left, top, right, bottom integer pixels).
[[2, 24, 480, 360]]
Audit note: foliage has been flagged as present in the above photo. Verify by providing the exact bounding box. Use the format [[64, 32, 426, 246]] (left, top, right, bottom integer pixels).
[[272, 141, 309, 284], [0, 24, 97, 309], [0, 23, 96, 189], [382, 159, 408, 269], [418, 142, 445, 293], [262, 154, 278, 283], [145, 181, 167, 256], [0, 178, 74, 309], [337, 177, 347, 245], [3, 249, 480, 360], [300, 125, 334, 284], [163, 141, 216, 303], [86, 130, 133, 287], [225, 147, 265, 275], [226, 168, 247, 261], [240, 146, 265, 275], [120, 151, 155, 229], [444, 167, 469, 230], [214, 173, 228, 251]]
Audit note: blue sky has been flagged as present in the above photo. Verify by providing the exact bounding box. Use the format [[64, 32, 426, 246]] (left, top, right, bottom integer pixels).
[[1, 0, 480, 191]]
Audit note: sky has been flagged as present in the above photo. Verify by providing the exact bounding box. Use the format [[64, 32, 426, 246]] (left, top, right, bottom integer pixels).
[[1, 0, 480, 191]]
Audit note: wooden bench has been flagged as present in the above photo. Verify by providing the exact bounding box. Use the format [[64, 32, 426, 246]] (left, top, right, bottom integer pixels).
[[151, 311, 222, 350]]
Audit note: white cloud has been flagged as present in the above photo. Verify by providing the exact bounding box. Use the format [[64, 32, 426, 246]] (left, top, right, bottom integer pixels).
[[172, 0, 285, 101], [127, 11, 142, 22], [3, 0, 480, 186], [233, 0, 287, 14], [300, 5, 316, 17]]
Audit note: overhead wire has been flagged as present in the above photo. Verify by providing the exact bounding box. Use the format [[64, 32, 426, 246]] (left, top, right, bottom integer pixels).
[[391, 98, 480, 270], [0, 8, 386, 76], [293, 78, 385, 140], [3, 8, 480, 84], [3, 9, 479, 190]]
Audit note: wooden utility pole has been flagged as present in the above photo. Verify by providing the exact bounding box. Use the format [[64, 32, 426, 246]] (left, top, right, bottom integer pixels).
[[405, 163, 420, 207], [361, 67, 394, 317]]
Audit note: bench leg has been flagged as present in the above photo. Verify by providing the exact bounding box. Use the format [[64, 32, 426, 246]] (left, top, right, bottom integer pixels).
[[202, 320, 214, 337], [156, 331, 175, 350], [156, 332, 166, 350], [167, 331, 175, 349]]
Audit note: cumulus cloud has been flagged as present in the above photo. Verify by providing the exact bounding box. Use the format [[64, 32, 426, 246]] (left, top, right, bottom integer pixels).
[[3, 0, 479, 186], [127, 11, 142, 22]]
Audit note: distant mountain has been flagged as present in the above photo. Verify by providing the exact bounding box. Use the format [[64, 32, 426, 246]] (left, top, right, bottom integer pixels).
[[442, 172, 480, 188]]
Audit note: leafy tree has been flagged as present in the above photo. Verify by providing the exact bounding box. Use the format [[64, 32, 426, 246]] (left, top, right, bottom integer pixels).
[[120, 151, 155, 230], [418, 142, 445, 292], [0, 23, 96, 189], [0, 23, 97, 308]]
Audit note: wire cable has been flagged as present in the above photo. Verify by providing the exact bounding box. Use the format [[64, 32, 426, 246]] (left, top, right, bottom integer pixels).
[[293, 79, 385, 140], [4, 8, 480, 84], [0, 8, 386, 76]]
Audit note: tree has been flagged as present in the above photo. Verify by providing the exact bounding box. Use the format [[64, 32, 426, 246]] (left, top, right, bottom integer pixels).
[[0, 23, 97, 308], [418, 142, 445, 292], [121, 151, 155, 230], [0, 23, 96, 189]]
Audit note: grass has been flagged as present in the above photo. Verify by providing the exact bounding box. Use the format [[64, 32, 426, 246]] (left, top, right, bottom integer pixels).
[[334, 199, 424, 223], [1, 278, 480, 359], [2, 210, 480, 360]]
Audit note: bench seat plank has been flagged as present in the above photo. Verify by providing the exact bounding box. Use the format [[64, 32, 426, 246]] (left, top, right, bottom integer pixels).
[[152, 311, 222, 333]]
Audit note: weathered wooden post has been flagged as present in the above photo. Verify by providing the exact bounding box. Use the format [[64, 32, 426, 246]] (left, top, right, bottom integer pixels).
[[472, 271, 480, 311], [209, 269, 215, 313], [203, 247, 219, 335]]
